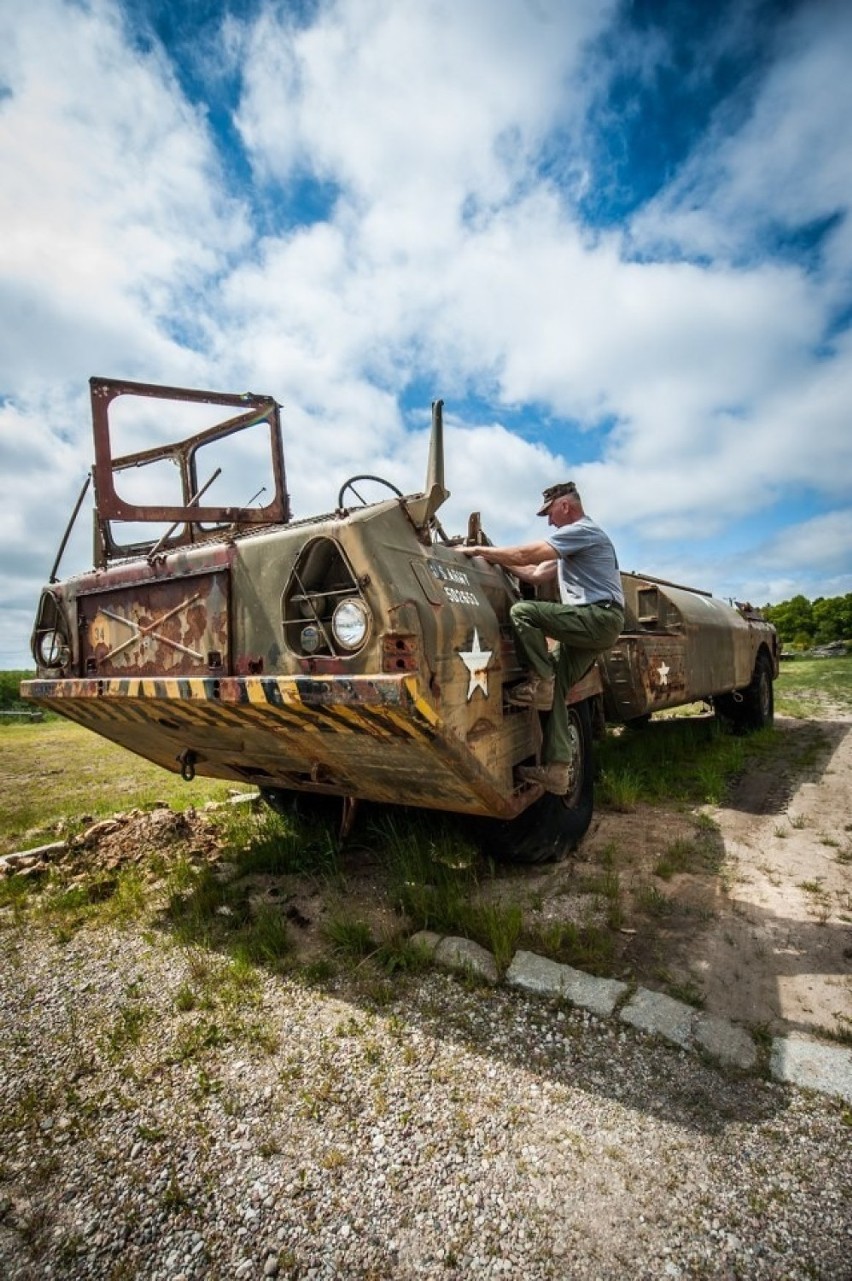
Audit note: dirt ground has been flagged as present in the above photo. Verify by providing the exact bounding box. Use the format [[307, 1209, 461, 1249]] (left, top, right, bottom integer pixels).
[[565, 708, 852, 1040], [13, 708, 851, 1045], [684, 709, 852, 1038]]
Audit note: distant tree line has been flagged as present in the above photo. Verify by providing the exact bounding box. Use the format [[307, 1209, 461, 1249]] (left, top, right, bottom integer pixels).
[[760, 594, 852, 649], [0, 670, 34, 710]]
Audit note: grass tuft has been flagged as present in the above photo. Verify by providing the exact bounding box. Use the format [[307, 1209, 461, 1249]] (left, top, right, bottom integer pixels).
[[525, 919, 618, 975], [322, 912, 375, 960], [595, 717, 760, 809]]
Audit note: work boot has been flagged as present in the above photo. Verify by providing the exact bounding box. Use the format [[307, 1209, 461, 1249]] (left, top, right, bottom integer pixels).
[[506, 674, 555, 710], [518, 762, 575, 795]]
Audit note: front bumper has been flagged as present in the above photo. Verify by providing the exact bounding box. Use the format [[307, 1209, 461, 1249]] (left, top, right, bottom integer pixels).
[[21, 673, 531, 818]]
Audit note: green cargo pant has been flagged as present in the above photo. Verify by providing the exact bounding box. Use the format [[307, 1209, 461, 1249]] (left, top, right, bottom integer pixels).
[[509, 599, 624, 765]]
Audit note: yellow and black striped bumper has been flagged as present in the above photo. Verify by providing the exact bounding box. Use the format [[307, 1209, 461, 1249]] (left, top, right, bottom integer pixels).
[[21, 673, 522, 817]]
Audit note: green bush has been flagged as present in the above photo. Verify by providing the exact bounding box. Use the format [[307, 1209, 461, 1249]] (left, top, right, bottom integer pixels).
[[0, 670, 35, 711]]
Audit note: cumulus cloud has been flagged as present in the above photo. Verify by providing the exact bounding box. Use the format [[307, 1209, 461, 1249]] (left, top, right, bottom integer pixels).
[[232, 0, 611, 206], [630, 0, 852, 283], [1, 0, 851, 668], [759, 508, 852, 576], [0, 0, 247, 396]]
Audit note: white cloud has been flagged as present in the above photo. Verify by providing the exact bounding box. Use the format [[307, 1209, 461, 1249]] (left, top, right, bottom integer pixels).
[[233, 0, 612, 208], [759, 509, 852, 576], [1, 0, 851, 670], [630, 0, 852, 291], [0, 0, 247, 395]]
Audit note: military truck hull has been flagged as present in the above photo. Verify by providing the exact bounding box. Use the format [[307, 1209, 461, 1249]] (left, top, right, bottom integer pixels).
[[22, 378, 778, 861], [22, 503, 602, 825]]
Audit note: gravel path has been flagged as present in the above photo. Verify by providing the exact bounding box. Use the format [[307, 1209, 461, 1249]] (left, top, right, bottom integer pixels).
[[1, 921, 850, 1280]]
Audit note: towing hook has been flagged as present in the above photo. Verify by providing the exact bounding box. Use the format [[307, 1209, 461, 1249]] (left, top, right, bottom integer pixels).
[[177, 749, 197, 782]]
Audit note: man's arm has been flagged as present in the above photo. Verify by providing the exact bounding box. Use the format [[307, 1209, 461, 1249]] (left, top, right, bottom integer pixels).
[[511, 560, 558, 585], [460, 540, 556, 569]]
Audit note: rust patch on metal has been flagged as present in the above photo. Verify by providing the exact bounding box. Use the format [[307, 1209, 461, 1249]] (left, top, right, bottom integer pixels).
[[80, 572, 229, 677], [382, 633, 419, 673]]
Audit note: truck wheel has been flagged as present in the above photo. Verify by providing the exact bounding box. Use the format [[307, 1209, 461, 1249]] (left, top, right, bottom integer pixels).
[[474, 698, 595, 864], [743, 651, 775, 730], [716, 651, 774, 733]]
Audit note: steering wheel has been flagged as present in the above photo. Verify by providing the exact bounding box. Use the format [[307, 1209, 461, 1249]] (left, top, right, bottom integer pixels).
[[337, 474, 404, 508]]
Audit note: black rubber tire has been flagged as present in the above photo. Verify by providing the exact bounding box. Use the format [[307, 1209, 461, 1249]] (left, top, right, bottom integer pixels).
[[715, 651, 775, 734], [472, 698, 595, 864]]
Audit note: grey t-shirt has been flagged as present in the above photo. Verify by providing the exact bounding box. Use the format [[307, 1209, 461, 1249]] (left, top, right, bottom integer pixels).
[[546, 517, 624, 607]]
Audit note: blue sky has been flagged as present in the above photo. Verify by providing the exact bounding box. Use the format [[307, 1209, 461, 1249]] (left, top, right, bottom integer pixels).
[[1, 0, 850, 668]]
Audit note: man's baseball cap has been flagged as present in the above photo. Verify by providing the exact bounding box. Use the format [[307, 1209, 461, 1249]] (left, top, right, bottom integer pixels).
[[537, 481, 578, 516]]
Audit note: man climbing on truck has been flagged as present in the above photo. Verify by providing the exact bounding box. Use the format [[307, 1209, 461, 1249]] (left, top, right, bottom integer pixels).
[[461, 481, 624, 795]]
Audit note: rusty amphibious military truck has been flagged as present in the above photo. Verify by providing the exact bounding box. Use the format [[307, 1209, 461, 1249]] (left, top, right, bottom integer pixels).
[[22, 378, 779, 862]]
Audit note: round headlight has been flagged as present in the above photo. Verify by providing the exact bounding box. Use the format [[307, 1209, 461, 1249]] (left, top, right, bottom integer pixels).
[[331, 598, 369, 651], [300, 623, 322, 654], [36, 629, 69, 668]]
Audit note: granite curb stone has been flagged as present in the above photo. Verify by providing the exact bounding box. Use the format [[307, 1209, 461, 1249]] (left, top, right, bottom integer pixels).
[[506, 949, 628, 1018], [693, 1011, 758, 1071], [770, 1033, 852, 1105], [620, 988, 696, 1052], [411, 929, 499, 985], [423, 935, 851, 1097], [423, 934, 500, 985]]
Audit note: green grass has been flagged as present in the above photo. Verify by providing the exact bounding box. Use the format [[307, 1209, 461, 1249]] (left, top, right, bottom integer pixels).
[[596, 716, 758, 809], [0, 719, 238, 856], [156, 805, 344, 966], [524, 918, 618, 975], [370, 812, 523, 973], [214, 802, 340, 880], [103, 999, 152, 1057], [164, 865, 287, 967], [595, 656, 851, 811], [4, 655, 849, 1008], [636, 883, 675, 917], [0, 689, 788, 997], [653, 837, 711, 880], [322, 912, 375, 958], [5, 866, 154, 941], [774, 654, 852, 716]]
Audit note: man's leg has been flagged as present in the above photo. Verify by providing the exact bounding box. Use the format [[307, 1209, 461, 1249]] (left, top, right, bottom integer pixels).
[[541, 639, 600, 767], [510, 600, 619, 699], [543, 604, 623, 763], [504, 600, 563, 708], [513, 601, 624, 793], [509, 599, 561, 679]]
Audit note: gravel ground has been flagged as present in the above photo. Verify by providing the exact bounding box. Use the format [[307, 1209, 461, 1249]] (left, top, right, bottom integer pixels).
[[1, 921, 850, 1281]]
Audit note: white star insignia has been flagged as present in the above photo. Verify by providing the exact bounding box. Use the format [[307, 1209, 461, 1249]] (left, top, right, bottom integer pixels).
[[458, 628, 493, 700], [657, 662, 670, 686]]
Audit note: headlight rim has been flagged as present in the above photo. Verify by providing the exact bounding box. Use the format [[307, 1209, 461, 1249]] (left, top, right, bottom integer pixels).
[[331, 596, 370, 652], [36, 627, 70, 669]]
